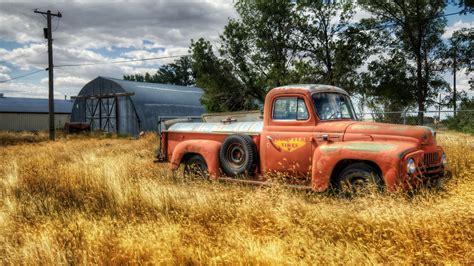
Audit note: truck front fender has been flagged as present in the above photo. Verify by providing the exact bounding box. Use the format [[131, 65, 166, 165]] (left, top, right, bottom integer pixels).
[[311, 141, 418, 192], [170, 140, 222, 178]]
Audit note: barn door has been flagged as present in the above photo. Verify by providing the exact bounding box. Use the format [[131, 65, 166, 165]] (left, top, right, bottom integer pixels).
[[85, 97, 118, 133]]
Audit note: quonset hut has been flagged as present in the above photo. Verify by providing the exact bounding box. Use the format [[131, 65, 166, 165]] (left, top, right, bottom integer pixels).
[[70, 77, 204, 135]]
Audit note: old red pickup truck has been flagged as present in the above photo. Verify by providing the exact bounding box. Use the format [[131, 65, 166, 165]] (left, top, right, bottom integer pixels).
[[157, 84, 448, 193]]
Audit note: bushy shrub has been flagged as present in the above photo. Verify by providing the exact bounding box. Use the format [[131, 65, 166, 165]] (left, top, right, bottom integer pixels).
[[445, 99, 474, 135]]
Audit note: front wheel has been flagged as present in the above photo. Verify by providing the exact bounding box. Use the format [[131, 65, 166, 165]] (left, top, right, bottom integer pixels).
[[335, 163, 384, 196], [183, 154, 208, 179]]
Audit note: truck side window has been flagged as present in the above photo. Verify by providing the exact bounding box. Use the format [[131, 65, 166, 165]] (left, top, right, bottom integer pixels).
[[272, 97, 309, 120]]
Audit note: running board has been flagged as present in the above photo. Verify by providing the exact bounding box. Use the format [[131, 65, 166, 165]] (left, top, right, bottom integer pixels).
[[218, 177, 313, 191]]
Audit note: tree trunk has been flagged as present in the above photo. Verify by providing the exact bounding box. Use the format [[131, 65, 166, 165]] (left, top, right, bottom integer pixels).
[[414, 1, 425, 126], [416, 52, 424, 125]]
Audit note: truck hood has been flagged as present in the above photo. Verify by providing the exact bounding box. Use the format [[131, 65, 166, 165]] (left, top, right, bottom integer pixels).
[[344, 121, 435, 145]]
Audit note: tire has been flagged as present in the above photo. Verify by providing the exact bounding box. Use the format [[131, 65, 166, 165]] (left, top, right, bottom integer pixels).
[[335, 163, 384, 195], [219, 134, 257, 177], [183, 154, 208, 179]]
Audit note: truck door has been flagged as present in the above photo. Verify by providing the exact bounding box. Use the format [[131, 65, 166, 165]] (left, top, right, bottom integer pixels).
[[261, 96, 316, 179]]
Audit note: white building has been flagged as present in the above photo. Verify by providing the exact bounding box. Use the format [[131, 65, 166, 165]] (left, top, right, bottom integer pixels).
[[0, 93, 73, 131]]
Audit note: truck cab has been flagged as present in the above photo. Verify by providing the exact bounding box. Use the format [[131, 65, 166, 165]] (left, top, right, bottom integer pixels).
[[158, 84, 448, 193]]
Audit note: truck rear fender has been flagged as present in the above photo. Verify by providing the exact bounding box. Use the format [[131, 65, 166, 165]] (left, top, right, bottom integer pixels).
[[170, 140, 222, 178], [311, 141, 418, 192]]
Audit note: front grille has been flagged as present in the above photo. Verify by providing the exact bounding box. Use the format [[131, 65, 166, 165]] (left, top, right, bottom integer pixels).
[[424, 152, 439, 166]]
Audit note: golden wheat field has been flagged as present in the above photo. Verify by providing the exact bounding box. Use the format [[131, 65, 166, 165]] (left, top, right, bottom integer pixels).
[[0, 130, 472, 265]]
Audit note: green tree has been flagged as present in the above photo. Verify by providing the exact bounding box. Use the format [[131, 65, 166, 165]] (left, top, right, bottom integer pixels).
[[192, 0, 373, 112], [446, 97, 474, 134], [123, 73, 145, 82], [123, 56, 195, 86], [359, 0, 448, 125], [453, 0, 474, 13], [191, 38, 255, 112], [442, 27, 473, 115], [294, 1, 373, 91], [361, 51, 418, 122], [190, 0, 301, 112]]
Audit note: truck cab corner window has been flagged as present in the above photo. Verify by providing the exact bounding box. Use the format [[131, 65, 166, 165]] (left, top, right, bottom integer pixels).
[[272, 97, 309, 121], [297, 98, 309, 120]]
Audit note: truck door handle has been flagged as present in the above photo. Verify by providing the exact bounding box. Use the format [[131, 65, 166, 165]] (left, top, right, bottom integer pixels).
[[317, 134, 339, 142], [266, 136, 281, 151]]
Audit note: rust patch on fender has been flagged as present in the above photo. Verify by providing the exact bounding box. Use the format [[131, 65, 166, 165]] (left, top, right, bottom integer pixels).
[[351, 124, 380, 130], [389, 125, 413, 131]]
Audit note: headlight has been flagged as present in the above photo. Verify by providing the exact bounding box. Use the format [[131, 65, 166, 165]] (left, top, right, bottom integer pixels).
[[441, 153, 448, 168], [407, 158, 416, 174]]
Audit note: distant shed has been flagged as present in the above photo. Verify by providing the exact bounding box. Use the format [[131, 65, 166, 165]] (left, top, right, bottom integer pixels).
[[70, 77, 204, 135], [0, 94, 73, 131]]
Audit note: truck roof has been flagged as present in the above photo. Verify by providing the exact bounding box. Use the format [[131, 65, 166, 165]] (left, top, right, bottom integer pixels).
[[273, 84, 349, 95]]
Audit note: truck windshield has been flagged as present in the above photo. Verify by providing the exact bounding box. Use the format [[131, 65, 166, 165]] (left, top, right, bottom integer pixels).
[[312, 93, 357, 120]]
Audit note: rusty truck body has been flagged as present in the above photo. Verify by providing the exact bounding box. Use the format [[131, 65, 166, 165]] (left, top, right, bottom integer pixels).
[[157, 84, 448, 192]]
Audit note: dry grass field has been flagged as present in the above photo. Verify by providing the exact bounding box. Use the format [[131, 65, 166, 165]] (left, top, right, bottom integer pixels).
[[0, 130, 472, 264]]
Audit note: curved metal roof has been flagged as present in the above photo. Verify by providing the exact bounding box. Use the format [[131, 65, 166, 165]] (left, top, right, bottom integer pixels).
[[103, 76, 203, 108], [0, 97, 73, 114], [75, 76, 204, 132]]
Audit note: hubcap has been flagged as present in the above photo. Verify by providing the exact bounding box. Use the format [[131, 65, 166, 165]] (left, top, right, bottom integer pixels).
[[227, 144, 245, 167], [341, 174, 373, 194], [351, 177, 368, 189], [185, 161, 207, 178]]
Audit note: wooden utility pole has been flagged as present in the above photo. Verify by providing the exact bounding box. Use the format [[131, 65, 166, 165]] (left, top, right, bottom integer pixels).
[[34, 9, 62, 140], [453, 46, 457, 117]]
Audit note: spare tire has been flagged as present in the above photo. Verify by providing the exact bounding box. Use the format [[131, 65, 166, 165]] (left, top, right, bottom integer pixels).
[[219, 134, 257, 177]]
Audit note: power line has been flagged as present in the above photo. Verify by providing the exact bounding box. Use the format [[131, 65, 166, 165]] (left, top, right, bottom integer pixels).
[[0, 69, 46, 83], [362, 10, 464, 31], [0, 56, 191, 82], [437, 10, 465, 19], [54, 54, 190, 68], [53, 16, 61, 32]]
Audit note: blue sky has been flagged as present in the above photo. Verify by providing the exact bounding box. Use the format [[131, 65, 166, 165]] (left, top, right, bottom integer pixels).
[[0, 1, 472, 110]]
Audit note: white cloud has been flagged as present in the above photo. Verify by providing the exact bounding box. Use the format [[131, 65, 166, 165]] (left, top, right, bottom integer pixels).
[[443, 20, 473, 39], [0, 65, 11, 73], [0, 81, 58, 98], [41, 76, 88, 87], [350, 6, 373, 23], [453, 68, 473, 93], [0, 0, 236, 51], [0, 44, 47, 70], [0, 73, 11, 80]]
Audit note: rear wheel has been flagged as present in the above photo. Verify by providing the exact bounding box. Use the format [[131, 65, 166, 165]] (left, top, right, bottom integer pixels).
[[183, 154, 208, 179], [219, 134, 257, 177], [335, 163, 383, 196]]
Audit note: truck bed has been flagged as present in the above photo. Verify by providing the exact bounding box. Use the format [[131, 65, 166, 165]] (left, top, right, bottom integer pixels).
[[167, 121, 263, 135]]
